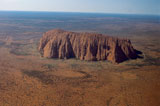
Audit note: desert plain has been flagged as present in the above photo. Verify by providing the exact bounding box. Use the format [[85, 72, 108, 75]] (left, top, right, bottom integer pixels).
[[0, 11, 160, 106]]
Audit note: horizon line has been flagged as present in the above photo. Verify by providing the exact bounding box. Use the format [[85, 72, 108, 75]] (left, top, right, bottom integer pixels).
[[0, 10, 159, 16]]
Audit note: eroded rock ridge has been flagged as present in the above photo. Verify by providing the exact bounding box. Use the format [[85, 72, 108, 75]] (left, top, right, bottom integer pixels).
[[39, 29, 139, 63]]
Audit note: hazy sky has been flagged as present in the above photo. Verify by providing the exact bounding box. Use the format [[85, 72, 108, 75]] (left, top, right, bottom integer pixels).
[[0, 0, 159, 15]]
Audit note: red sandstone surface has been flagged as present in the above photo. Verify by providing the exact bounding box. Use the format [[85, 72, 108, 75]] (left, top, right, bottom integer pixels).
[[39, 29, 138, 63]]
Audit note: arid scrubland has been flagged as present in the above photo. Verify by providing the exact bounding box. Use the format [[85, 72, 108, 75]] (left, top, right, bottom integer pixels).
[[0, 33, 160, 106], [0, 12, 160, 106]]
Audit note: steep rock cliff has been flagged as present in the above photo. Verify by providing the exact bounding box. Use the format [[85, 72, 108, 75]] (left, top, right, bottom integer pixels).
[[39, 29, 138, 63]]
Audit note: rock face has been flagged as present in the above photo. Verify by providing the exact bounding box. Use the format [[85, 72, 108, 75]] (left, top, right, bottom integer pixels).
[[39, 29, 139, 63]]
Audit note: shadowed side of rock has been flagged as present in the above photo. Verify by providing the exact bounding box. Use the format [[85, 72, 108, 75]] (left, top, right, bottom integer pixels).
[[39, 29, 139, 63]]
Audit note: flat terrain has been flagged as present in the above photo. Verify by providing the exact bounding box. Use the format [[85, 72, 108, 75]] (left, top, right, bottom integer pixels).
[[0, 11, 160, 106]]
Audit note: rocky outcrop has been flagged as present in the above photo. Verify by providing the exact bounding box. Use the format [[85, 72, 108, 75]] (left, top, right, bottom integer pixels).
[[38, 29, 139, 63]]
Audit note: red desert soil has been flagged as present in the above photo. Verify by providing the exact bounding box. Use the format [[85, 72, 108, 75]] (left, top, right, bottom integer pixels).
[[0, 34, 160, 106]]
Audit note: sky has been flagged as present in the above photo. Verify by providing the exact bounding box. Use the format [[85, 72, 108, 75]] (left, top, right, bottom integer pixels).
[[0, 0, 159, 15]]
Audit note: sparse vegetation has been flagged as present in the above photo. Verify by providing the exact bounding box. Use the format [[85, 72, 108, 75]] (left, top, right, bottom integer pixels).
[[10, 48, 30, 56], [0, 42, 5, 46], [22, 70, 55, 84], [0, 12, 160, 106], [125, 55, 160, 67]]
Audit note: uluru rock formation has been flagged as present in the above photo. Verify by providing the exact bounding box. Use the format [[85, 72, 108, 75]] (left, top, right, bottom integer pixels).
[[38, 29, 139, 63]]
